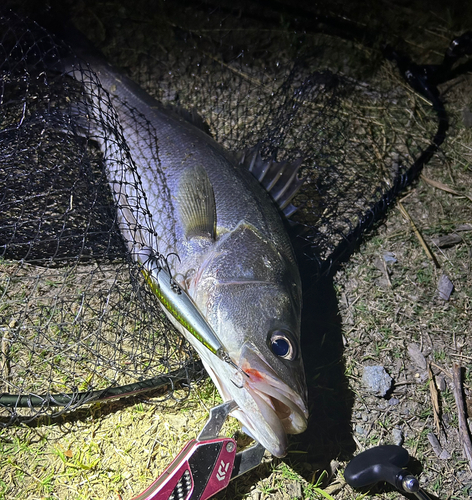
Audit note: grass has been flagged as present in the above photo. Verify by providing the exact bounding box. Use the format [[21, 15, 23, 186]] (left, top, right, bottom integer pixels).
[[0, 385, 216, 499]]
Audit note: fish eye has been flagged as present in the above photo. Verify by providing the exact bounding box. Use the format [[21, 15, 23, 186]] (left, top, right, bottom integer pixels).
[[269, 330, 297, 361]]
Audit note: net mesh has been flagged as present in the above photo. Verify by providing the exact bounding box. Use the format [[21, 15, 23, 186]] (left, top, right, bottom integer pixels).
[[0, 3, 446, 423]]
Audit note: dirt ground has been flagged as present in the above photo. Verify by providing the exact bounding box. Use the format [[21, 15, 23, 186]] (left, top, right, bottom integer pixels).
[[0, 1, 471, 499]]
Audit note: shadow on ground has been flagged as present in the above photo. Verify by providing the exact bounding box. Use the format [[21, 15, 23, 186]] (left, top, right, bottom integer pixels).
[[289, 275, 356, 471]]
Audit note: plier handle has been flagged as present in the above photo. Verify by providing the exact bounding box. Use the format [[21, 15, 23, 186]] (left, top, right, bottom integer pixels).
[[132, 401, 265, 500]]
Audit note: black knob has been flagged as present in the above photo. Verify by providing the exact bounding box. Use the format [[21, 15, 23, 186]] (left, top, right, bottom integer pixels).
[[345, 445, 434, 500], [345, 445, 410, 489]]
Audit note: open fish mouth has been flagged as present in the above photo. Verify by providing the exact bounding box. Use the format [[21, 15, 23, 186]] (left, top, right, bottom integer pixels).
[[246, 374, 308, 435], [204, 341, 308, 457], [239, 342, 308, 451]]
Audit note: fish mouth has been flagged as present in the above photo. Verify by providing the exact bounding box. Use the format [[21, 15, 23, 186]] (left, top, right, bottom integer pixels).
[[240, 343, 308, 453], [245, 372, 308, 435], [206, 342, 308, 457]]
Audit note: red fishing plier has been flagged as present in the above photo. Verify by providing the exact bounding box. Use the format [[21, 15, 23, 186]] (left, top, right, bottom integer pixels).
[[132, 400, 265, 500]]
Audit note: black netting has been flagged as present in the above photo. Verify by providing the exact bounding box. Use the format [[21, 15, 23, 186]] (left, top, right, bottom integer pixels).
[[0, 2, 461, 423], [0, 10, 204, 422]]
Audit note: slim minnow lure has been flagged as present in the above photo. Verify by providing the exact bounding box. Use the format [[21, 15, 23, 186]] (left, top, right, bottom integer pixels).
[[138, 248, 249, 379]]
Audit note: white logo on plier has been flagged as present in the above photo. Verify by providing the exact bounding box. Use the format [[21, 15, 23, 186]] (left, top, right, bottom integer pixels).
[[216, 460, 230, 481]]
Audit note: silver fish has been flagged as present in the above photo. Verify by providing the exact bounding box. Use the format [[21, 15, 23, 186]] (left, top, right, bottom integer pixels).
[[62, 41, 308, 457]]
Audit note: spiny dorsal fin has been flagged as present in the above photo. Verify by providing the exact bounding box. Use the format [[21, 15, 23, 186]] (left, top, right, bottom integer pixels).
[[176, 165, 216, 240], [237, 146, 305, 217]]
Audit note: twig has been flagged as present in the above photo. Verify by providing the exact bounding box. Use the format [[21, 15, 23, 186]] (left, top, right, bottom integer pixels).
[[428, 363, 441, 435], [397, 202, 440, 268], [451, 363, 472, 470], [382, 258, 392, 287], [399, 190, 416, 203], [430, 362, 452, 379]]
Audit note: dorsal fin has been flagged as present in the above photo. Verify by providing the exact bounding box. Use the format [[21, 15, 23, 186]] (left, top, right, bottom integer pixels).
[[238, 146, 305, 217], [176, 165, 216, 240]]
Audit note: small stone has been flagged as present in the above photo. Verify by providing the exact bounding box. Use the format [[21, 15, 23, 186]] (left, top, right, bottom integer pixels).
[[388, 397, 400, 406], [383, 252, 397, 264], [392, 427, 403, 446], [355, 425, 365, 435], [362, 365, 393, 397]]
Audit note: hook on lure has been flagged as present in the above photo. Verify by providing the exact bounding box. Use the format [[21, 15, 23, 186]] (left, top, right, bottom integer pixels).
[[137, 248, 250, 380]]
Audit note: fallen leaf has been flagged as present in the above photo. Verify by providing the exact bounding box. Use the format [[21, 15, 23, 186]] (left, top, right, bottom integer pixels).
[[438, 274, 454, 301], [407, 344, 427, 371], [427, 432, 451, 459], [431, 234, 462, 248], [421, 174, 472, 203]]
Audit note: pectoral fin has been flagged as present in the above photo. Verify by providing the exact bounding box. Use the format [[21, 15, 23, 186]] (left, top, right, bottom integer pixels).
[[176, 165, 216, 240]]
